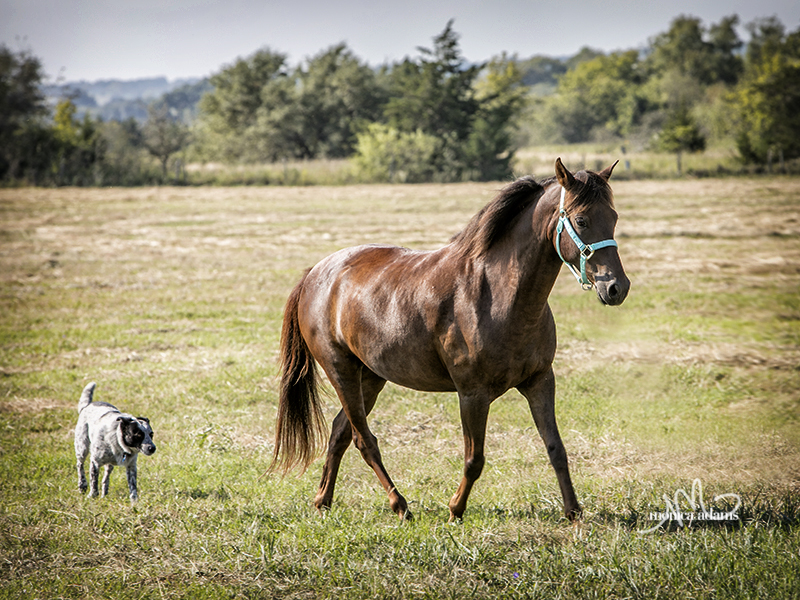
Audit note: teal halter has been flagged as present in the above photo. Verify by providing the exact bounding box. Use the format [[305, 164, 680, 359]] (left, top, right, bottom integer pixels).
[[555, 186, 618, 291]]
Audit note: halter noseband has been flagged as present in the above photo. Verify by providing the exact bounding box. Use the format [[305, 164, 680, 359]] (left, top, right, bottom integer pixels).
[[555, 186, 618, 291]]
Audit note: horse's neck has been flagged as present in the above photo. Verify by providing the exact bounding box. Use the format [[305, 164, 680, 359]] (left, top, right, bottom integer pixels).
[[481, 189, 562, 315]]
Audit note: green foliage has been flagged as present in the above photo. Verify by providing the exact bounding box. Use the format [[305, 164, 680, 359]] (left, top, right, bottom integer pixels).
[[734, 18, 800, 165], [142, 103, 190, 178], [196, 48, 290, 162], [6, 13, 800, 185], [352, 123, 439, 182], [289, 44, 387, 158], [196, 45, 383, 163], [550, 50, 649, 142], [656, 104, 707, 173], [381, 22, 524, 181], [462, 54, 526, 181], [524, 14, 748, 154], [645, 15, 743, 85], [50, 98, 107, 186], [384, 21, 480, 144], [0, 44, 48, 181]]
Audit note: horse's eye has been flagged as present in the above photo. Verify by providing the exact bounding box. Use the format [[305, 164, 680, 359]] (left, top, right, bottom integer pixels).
[[575, 216, 588, 229]]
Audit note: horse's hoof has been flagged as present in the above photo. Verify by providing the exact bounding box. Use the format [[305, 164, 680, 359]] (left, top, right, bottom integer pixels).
[[448, 506, 465, 522], [566, 507, 583, 522], [400, 509, 414, 522]]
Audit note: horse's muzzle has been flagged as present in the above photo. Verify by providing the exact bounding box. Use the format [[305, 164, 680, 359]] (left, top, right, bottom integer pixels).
[[596, 275, 630, 306]]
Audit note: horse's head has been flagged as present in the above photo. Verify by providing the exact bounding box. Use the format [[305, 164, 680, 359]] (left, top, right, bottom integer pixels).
[[553, 157, 630, 306]]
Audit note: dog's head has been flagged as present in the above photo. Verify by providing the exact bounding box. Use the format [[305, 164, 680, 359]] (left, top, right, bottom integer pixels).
[[117, 416, 157, 456]]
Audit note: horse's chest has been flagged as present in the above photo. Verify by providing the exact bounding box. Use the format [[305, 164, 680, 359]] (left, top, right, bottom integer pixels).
[[439, 310, 554, 392]]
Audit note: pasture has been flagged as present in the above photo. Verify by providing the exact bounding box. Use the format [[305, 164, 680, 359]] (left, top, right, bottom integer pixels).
[[1, 178, 799, 598]]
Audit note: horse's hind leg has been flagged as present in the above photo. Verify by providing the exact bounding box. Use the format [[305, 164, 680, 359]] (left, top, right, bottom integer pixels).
[[314, 368, 386, 512], [326, 361, 410, 520], [518, 368, 581, 520], [313, 409, 351, 512]]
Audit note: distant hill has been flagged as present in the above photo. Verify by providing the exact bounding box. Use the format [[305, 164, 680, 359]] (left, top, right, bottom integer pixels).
[[42, 77, 212, 123], [43, 77, 201, 104]]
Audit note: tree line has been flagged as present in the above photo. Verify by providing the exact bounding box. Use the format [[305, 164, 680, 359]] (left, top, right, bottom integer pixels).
[[2, 15, 799, 186]]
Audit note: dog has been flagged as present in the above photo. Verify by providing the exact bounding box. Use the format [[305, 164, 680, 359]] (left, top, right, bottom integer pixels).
[[74, 382, 156, 502]]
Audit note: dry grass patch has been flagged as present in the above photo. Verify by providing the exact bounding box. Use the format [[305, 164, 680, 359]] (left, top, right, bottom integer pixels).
[[1, 178, 799, 599]]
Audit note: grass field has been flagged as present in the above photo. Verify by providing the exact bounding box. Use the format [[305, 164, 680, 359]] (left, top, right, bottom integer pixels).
[[1, 177, 799, 599]]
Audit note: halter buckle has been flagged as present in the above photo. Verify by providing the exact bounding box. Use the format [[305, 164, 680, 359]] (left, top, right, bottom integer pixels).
[[580, 246, 595, 260]]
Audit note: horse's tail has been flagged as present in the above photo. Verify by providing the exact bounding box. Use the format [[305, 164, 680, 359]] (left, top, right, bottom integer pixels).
[[270, 270, 326, 475]]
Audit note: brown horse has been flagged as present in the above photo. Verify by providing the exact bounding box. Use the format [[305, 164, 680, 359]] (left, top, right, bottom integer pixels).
[[271, 158, 629, 521]]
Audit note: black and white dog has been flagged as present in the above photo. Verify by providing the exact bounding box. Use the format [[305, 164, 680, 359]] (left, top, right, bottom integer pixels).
[[74, 382, 156, 502]]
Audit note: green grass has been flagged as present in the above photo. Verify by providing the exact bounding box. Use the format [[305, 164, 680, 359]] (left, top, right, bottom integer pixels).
[[1, 179, 799, 598]]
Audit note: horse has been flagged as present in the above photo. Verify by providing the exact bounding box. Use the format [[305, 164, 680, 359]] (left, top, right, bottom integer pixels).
[[271, 158, 629, 521]]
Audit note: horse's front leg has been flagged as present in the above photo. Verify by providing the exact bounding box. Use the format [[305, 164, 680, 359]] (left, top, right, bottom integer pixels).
[[517, 367, 581, 520], [448, 392, 491, 522]]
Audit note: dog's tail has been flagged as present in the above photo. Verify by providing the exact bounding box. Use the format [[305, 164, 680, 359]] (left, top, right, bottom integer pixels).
[[269, 270, 326, 475], [78, 382, 96, 412]]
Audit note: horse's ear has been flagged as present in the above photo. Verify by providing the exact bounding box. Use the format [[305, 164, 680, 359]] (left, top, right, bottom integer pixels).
[[598, 160, 619, 181], [555, 157, 576, 189]]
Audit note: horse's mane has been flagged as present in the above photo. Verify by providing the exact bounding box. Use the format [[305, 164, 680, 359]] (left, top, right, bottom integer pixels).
[[450, 171, 614, 259], [450, 176, 544, 258]]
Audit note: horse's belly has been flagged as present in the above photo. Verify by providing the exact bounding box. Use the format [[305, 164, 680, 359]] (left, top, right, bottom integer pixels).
[[361, 346, 458, 393], [349, 321, 456, 392]]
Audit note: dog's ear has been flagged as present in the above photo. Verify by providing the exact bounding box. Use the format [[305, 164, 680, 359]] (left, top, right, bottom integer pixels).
[[116, 416, 135, 427]]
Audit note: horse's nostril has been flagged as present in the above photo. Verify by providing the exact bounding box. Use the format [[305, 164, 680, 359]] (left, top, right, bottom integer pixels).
[[609, 283, 619, 298]]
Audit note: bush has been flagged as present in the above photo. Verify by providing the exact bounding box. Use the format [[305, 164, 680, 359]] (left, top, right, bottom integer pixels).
[[352, 123, 440, 183]]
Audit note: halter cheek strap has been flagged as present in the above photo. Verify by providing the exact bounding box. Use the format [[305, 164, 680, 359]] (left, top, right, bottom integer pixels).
[[555, 186, 618, 291]]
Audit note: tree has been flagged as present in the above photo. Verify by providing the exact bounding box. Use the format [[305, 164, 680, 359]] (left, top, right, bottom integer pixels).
[[0, 44, 48, 180], [383, 20, 528, 180], [646, 15, 743, 85], [656, 104, 706, 174], [464, 54, 526, 180], [289, 44, 386, 158], [384, 19, 482, 175], [550, 50, 648, 142], [197, 48, 289, 162], [48, 98, 106, 185], [734, 18, 800, 166], [197, 45, 384, 162], [142, 103, 190, 180]]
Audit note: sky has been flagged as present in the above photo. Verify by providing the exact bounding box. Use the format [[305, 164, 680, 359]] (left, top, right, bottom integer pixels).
[[2, 0, 800, 83]]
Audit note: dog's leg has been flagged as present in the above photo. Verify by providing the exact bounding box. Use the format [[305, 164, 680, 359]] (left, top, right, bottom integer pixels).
[[74, 426, 89, 494], [76, 455, 88, 494], [77, 460, 87, 494], [89, 461, 100, 498], [102, 465, 113, 497], [126, 463, 138, 502]]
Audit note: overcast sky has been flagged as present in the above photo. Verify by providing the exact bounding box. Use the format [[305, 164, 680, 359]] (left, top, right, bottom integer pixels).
[[2, 0, 799, 83]]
